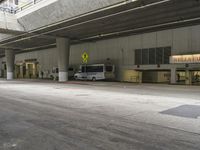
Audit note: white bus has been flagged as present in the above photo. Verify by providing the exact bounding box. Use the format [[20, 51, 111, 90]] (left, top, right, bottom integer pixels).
[[74, 64, 115, 81]]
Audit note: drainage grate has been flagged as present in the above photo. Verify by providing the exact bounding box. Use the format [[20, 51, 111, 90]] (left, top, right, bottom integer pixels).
[[160, 105, 200, 119]]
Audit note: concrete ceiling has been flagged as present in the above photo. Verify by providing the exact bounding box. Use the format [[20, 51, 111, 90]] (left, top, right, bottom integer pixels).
[[0, 0, 200, 57], [0, 0, 5, 3]]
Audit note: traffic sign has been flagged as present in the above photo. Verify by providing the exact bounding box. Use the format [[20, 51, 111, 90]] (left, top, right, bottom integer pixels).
[[82, 52, 89, 63]]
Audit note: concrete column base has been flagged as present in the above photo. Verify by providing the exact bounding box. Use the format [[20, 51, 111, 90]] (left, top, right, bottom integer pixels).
[[7, 72, 14, 80], [170, 68, 176, 84], [185, 70, 192, 85], [59, 72, 68, 82], [57, 38, 70, 82]]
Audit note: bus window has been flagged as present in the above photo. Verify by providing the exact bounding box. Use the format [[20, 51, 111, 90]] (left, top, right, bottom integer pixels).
[[81, 66, 86, 73], [86, 66, 103, 72]]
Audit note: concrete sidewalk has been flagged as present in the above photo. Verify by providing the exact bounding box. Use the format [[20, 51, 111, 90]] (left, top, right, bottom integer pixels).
[[0, 80, 199, 150]]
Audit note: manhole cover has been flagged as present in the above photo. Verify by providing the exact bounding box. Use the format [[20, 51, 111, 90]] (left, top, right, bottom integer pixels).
[[160, 105, 200, 119]]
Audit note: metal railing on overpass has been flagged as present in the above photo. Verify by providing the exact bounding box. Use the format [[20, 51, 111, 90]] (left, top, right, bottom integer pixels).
[[0, 0, 44, 14], [15, 0, 43, 13]]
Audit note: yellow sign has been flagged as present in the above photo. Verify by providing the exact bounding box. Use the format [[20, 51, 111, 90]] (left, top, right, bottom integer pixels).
[[82, 52, 89, 63]]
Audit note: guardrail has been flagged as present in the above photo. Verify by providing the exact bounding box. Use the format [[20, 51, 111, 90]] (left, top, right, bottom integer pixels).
[[0, 0, 44, 14], [15, 0, 43, 13]]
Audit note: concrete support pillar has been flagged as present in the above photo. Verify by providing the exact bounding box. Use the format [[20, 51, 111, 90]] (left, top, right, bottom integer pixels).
[[138, 72, 142, 83], [185, 70, 192, 85], [170, 68, 176, 84], [20, 65, 23, 78], [56, 37, 70, 82], [5, 49, 15, 80]]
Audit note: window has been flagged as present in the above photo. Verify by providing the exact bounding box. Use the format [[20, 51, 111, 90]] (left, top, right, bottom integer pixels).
[[156, 47, 163, 64], [164, 47, 171, 64], [135, 49, 142, 65], [142, 49, 149, 65], [149, 48, 156, 64], [81, 66, 86, 72], [85, 66, 104, 72], [135, 47, 171, 65]]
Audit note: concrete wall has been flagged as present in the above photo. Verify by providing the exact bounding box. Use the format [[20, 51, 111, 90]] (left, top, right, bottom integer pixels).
[[1, 24, 200, 80]]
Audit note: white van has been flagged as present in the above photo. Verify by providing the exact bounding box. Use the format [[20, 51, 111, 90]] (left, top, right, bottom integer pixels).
[[74, 64, 115, 81]]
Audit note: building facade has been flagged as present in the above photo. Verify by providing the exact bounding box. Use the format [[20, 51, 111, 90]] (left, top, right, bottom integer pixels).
[[0, 24, 200, 85]]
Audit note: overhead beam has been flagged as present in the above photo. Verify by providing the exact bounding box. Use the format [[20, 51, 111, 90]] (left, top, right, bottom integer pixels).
[[0, 0, 167, 44]]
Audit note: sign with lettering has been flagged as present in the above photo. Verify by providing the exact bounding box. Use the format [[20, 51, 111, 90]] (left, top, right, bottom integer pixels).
[[170, 54, 200, 64], [25, 58, 37, 62]]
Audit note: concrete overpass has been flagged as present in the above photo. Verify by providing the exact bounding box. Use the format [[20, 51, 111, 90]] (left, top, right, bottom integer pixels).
[[0, 0, 126, 56], [0, 11, 24, 34], [1, 0, 200, 54]]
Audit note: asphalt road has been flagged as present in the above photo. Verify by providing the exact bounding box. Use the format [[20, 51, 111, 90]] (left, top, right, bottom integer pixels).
[[0, 80, 200, 150]]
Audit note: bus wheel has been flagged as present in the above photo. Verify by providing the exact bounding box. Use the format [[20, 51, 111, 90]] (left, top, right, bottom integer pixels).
[[92, 77, 96, 81]]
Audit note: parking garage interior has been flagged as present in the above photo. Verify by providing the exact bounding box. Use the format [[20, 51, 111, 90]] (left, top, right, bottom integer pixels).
[[0, 0, 200, 149]]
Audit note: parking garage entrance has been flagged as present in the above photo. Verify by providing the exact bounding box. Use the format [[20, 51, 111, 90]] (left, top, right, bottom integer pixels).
[[142, 70, 170, 83], [122, 69, 171, 84]]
